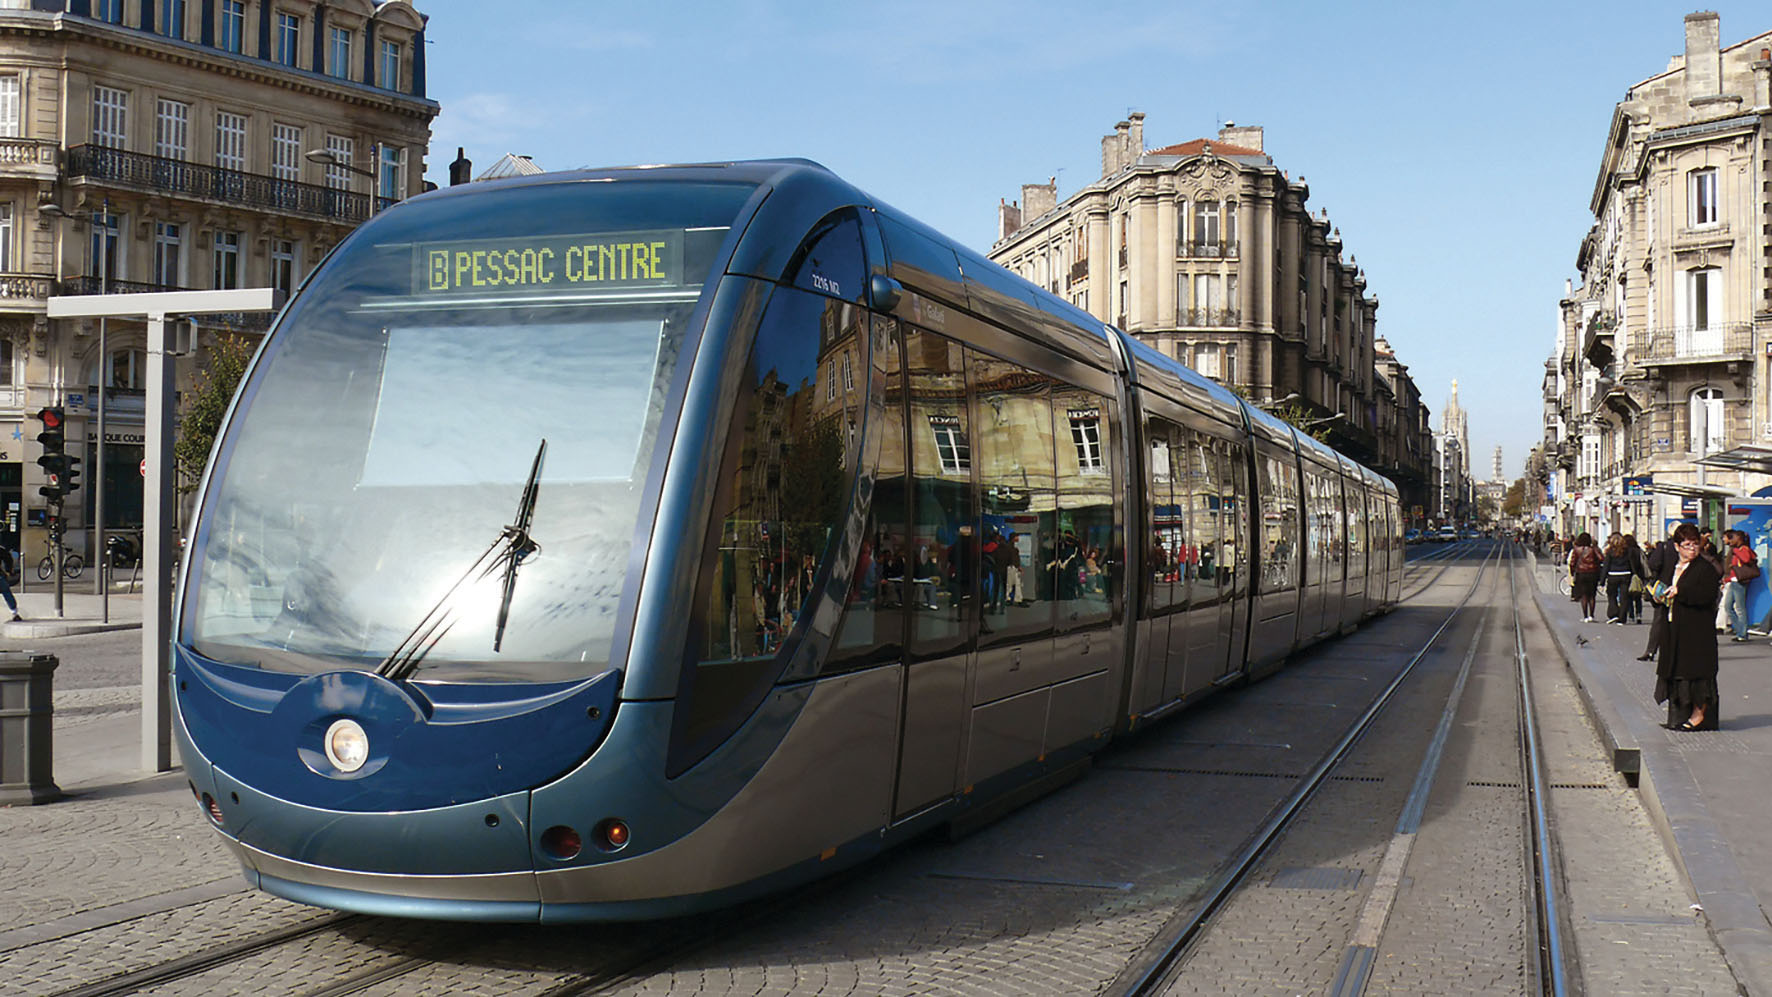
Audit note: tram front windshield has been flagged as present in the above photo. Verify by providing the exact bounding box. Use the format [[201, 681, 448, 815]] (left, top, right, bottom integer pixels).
[[184, 179, 758, 682]]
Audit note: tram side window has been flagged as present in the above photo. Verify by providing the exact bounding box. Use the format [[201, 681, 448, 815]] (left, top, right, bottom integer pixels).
[[689, 286, 863, 667], [905, 329, 972, 660], [787, 211, 867, 306], [1189, 432, 1223, 600], [1258, 450, 1300, 593], [972, 351, 1055, 644], [1054, 384, 1116, 627], [830, 316, 905, 670]]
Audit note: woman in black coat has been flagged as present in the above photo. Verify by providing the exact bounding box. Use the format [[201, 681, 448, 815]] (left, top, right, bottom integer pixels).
[[1657, 523, 1722, 731]]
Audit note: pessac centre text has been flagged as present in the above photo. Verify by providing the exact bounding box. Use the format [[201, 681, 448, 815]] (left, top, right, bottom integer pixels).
[[417, 230, 682, 294]]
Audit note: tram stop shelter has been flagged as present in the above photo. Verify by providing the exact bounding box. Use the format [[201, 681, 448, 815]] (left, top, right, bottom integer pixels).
[[46, 288, 283, 772]]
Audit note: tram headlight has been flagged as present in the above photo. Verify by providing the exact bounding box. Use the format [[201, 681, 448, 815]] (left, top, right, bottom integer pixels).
[[323, 718, 370, 773]]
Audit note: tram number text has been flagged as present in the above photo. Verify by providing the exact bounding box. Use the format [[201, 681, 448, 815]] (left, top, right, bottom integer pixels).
[[810, 272, 841, 296]]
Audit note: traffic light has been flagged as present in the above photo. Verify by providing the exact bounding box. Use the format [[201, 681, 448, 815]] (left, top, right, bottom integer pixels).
[[35, 406, 65, 502], [61, 454, 81, 495]]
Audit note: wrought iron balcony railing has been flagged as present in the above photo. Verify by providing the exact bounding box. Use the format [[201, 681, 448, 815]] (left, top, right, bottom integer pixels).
[[66, 145, 393, 224], [1636, 322, 1753, 363], [1069, 258, 1088, 282], [1178, 239, 1237, 259], [1179, 307, 1239, 328]]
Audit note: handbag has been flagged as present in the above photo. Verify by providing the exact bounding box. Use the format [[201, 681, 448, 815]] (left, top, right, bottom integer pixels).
[[1629, 574, 1645, 594], [1736, 561, 1761, 583]]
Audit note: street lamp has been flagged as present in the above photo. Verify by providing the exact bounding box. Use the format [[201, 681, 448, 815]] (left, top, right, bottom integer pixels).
[[303, 148, 376, 179]]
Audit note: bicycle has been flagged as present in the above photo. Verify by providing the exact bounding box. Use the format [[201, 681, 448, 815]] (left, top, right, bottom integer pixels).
[[38, 544, 85, 581]]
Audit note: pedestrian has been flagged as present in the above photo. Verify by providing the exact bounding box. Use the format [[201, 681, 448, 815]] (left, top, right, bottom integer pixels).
[[0, 541, 19, 622], [1639, 525, 1678, 661], [1568, 531, 1604, 622], [1657, 523, 1722, 731], [1721, 529, 1759, 642], [1624, 533, 1648, 623], [1602, 532, 1634, 625]]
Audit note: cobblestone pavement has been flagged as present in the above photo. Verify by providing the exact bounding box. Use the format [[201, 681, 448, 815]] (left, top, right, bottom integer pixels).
[[0, 545, 1745, 995]]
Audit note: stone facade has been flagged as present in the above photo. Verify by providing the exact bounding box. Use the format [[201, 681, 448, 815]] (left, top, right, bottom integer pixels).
[[990, 113, 1432, 513], [0, 0, 437, 565], [1550, 12, 1772, 538]]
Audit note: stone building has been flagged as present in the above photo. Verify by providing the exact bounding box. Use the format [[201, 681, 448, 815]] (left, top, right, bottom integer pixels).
[[990, 112, 1432, 513], [1551, 12, 1772, 538], [0, 0, 437, 565]]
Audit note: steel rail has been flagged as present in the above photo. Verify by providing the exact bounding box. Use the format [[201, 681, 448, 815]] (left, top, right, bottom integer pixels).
[[44, 913, 359, 997], [1110, 542, 1505, 996], [1509, 542, 1574, 997]]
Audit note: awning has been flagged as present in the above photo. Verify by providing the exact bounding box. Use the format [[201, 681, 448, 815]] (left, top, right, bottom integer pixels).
[[1696, 445, 1772, 476], [1649, 481, 1735, 499]]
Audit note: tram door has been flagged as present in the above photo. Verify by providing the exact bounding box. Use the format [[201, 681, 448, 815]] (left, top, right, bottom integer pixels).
[[892, 326, 971, 820], [1216, 441, 1253, 681]]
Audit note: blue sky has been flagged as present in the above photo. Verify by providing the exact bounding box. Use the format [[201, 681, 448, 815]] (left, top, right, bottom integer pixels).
[[419, 0, 1769, 482]]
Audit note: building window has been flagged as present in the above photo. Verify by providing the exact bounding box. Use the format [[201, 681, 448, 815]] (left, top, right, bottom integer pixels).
[[213, 231, 240, 289], [90, 212, 121, 281], [1225, 345, 1237, 384], [271, 123, 301, 181], [215, 111, 246, 172], [1690, 387, 1725, 455], [219, 0, 245, 52], [329, 26, 351, 79], [325, 134, 354, 189], [110, 348, 144, 390], [271, 239, 298, 296], [841, 352, 854, 393], [94, 0, 123, 24], [1225, 200, 1238, 249], [154, 99, 188, 160], [153, 222, 181, 287], [0, 339, 10, 386], [1196, 343, 1221, 378], [380, 39, 400, 90], [377, 143, 404, 200], [276, 12, 300, 66], [1687, 266, 1720, 331], [0, 203, 12, 272], [0, 76, 18, 138], [930, 415, 970, 474], [92, 86, 128, 149], [159, 0, 184, 39], [1688, 168, 1718, 227], [1069, 409, 1104, 473], [1195, 200, 1220, 251]]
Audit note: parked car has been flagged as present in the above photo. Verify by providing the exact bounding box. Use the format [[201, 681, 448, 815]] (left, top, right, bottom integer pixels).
[[1436, 526, 1458, 542], [1404, 529, 1423, 545]]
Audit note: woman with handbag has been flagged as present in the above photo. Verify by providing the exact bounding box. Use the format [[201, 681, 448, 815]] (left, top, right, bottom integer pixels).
[[1624, 534, 1649, 623], [1659, 523, 1722, 731], [1602, 533, 1635, 625], [1567, 532, 1604, 623], [1722, 529, 1760, 642]]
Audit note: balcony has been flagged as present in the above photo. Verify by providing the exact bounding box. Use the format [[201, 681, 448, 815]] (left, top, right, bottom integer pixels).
[[1069, 259, 1088, 283], [1118, 245, 1128, 269], [0, 272, 57, 306], [55, 276, 272, 331], [0, 137, 58, 180], [1636, 323, 1753, 366], [1178, 239, 1237, 259], [1178, 307, 1239, 328], [65, 145, 393, 224]]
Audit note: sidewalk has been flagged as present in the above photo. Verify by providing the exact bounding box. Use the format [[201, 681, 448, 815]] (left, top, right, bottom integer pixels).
[[0, 586, 143, 638], [1530, 551, 1772, 995]]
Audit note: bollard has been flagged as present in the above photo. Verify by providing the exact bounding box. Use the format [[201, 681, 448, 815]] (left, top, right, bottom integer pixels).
[[0, 652, 60, 805]]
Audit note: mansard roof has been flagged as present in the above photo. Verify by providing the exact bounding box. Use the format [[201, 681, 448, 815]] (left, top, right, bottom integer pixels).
[[1148, 138, 1266, 159]]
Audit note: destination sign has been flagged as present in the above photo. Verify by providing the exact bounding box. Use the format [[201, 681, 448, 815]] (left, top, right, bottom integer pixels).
[[413, 230, 684, 295]]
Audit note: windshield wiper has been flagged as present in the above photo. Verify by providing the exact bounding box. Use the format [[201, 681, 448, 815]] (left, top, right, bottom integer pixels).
[[377, 438, 546, 680], [493, 439, 546, 652]]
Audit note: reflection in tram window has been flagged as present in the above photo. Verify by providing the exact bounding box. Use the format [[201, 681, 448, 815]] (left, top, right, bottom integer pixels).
[[830, 317, 905, 670], [1258, 451, 1300, 593], [905, 329, 971, 659], [1053, 384, 1116, 626], [1146, 421, 1184, 613], [693, 288, 863, 666], [971, 351, 1055, 644], [1189, 433, 1222, 599]]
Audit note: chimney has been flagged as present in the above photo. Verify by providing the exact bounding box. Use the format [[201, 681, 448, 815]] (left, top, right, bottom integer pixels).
[[1684, 11, 1721, 104], [1102, 119, 1131, 177], [448, 147, 472, 186], [1021, 178, 1057, 219], [1128, 111, 1145, 159], [1217, 122, 1264, 152], [998, 198, 1023, 241]]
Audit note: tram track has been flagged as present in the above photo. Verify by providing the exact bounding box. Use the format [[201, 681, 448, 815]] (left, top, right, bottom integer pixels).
[[1107, 542, 1506, 996], [1112, 541, 1577, 996]]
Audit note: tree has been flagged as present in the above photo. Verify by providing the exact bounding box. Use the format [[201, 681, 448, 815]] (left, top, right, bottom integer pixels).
[[1502, 478, 1528, 518], [174, 334, 256, 494]]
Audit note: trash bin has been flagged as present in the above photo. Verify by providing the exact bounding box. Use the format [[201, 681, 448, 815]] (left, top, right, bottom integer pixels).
[[0, 652, 60, 805]]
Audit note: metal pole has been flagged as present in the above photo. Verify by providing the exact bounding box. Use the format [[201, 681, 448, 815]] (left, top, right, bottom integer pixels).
[[96, 203, 108, 620], [141, 311, 174, 772]]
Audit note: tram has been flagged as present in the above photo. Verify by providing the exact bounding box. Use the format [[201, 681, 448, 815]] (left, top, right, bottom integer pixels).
[[172, 159, 1402, 922]]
